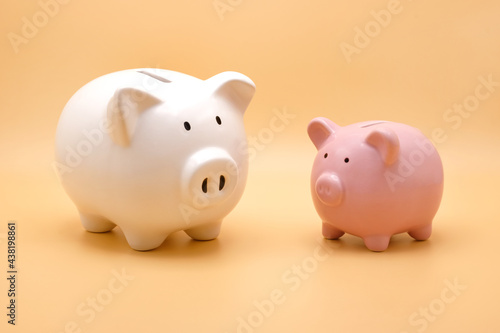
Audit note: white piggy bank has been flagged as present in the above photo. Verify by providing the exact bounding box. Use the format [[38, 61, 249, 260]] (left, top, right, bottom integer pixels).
[[55, 68, 255, 250]]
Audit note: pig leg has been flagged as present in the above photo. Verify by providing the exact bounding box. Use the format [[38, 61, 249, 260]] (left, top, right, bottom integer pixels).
[[322, 222, 345, 239], [79, 212, 116, 233], [363, 235, 391, 252], [184, 221, 222, 241], [408, 224, 432, 241], [121, 228, 168, 251]]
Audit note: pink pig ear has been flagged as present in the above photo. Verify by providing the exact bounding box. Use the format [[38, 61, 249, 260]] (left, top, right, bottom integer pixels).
[[365, 127, 400, 165], [307, 117, 338, 150]]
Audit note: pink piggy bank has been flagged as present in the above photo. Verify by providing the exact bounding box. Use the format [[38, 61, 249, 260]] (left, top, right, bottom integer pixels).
[[307, 118, 444, 251]]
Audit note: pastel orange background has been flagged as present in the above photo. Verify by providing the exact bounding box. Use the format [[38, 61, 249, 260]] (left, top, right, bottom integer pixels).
[[1, 0, 499, 332]]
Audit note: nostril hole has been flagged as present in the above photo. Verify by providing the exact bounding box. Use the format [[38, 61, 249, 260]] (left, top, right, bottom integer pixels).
[[202, 178, 208, 193], [219, 175, 225, 191]]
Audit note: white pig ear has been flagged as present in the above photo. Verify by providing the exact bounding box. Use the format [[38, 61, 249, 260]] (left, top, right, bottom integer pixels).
[[307, 117, 338, 150], [107, 87, 162, 147], [206, 72, 256, 113], [365, 127, 400, 165]]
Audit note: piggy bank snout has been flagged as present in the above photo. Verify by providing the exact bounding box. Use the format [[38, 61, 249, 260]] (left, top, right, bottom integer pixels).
[[315, 173, 343, 207], [183, 148, 239, 209]]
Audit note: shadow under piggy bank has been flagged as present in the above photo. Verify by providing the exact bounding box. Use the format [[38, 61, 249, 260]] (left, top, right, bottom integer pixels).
[[321, 232, 436, 254], [76, 223, 221, 258]]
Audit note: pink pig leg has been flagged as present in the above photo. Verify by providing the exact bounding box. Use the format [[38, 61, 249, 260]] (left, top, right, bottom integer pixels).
[[408, 225, 432, 241], [322, 222, 345, 240], [363, 235, 391, 252]]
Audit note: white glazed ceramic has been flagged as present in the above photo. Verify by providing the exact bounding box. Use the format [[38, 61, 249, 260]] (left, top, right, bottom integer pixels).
[[55, 68, 256, 250]]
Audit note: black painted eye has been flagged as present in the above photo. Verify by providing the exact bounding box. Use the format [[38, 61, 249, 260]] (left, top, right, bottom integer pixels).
[[324, 153, 328, 158], [344, 157, 349, 163], [184, 122, 191, 131], [216, 116, 222, 125]]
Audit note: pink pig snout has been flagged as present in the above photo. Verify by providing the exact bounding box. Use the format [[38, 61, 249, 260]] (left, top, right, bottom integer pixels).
[[315, 173, 343, 206]]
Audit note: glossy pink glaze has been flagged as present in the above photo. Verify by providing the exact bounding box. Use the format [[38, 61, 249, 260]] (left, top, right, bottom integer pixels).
[[308, 118, 444, 251]]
